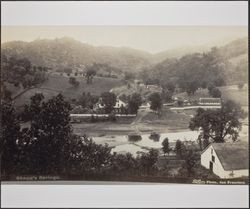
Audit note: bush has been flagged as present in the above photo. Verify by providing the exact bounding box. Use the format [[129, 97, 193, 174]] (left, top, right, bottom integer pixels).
[[149, 132, 160, 142], [128, 133, 142, 142], [209, 87, 221, 98]]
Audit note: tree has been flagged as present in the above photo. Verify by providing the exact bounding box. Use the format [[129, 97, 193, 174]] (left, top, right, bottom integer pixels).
[[1, 85, 12, 102], [78, 92, 98, 109], [137, 149, 159, 175], [29, 94, 72, 174], [110, 153, 138, 176], [209, 87, 221, 98], [162, 90, 173, 103], [162, 81, 175, 93], [100, 92, 117, 113], [148, 92, 162, 115], [182, 150, 197, 177], [207, 83, 215, 93], [69, 77, 79, 87], [162, 137, 170, 156], [189, 100, 246, 143], [214, 77, 225, 87], [85, 67, 97, 84], [1, 102, 21, 176], [128, 93, 142, 114], [22, 93, 44, 122], [175, 140, 185, 158], [185, 81, 199, 95], [66, 136, 112, 174]]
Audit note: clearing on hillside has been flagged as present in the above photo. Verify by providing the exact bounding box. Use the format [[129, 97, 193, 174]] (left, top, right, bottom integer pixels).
[[13, 74, 123, 107]]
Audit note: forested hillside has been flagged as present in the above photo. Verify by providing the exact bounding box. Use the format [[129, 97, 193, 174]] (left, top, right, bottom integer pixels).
[[1, 37, 154, 72], [139, 37, 248, 87]]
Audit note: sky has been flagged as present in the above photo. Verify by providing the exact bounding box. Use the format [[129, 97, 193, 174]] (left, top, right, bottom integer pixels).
[[1, 26, 248, 53]]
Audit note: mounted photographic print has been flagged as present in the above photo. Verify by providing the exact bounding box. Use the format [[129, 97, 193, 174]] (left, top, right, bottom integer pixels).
[[1, 3, 248, 187]]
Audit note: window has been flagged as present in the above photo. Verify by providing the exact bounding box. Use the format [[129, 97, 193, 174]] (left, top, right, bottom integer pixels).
[[211, 148, 213, 154], [212, 155, 215, 162]]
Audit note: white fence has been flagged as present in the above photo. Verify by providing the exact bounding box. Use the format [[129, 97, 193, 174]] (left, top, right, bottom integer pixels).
[[170, 105, 221, 110], [70, 114, 136, 118]]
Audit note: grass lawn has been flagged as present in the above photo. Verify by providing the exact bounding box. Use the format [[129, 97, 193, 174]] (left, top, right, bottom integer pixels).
[[174, 89, 210, 101], [140, 108, 192, 130]]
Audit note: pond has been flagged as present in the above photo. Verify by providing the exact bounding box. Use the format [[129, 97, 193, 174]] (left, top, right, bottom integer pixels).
[[92, 130, 201, 156]]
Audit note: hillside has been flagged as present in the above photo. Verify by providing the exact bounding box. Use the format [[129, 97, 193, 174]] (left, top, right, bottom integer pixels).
[[140, 37, 248, 85], [1, 37, 154, 73], [13, 73, 123, 108], [2, 36, 247, 75]]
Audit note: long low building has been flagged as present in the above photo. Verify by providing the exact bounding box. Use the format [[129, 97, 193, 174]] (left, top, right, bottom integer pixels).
[[198, 97, 221, 106], [201, 142, 249, 179]]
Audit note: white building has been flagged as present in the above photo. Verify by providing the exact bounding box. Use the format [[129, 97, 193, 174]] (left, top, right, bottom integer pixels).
[[201, 142, 249, 179], [95, 98, 127, 111], [114, 99, 127, 109]]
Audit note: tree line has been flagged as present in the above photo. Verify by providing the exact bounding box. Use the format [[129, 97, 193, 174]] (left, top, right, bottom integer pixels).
[[139, 48, 227, 96]]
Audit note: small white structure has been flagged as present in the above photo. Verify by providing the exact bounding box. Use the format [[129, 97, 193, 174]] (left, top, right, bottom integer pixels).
[[114, 99, 127, 109], [95, 98, 127, 111], [201, 142, 249, 179], [146, 84, 162, 91]]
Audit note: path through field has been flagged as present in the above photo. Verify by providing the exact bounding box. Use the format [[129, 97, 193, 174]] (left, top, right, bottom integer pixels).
[[131, 108, 151, 134]]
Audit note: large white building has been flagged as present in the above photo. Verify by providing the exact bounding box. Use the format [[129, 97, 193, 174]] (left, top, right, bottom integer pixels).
[[201, 142, 249, 179]]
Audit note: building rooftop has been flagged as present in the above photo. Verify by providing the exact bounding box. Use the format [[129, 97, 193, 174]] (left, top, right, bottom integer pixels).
[[199, 98, 221, 103], [210, 142, 249, 171]]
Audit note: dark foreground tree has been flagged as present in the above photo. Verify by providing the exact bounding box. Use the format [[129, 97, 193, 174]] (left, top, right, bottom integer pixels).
[[180, 150, 197, 177], [27, 94, 72, 174], [137, 149, 159, 175], [189, 100, 246, 143], [175, 140, 185, 158], [1, 102, 21, 176], [162, 137, 170, 156]]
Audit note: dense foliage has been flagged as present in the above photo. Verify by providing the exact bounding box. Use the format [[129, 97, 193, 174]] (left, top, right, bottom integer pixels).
[[189, 100, 246, 144], [1, 55, 47, 89], [140, 48, 227, 95]]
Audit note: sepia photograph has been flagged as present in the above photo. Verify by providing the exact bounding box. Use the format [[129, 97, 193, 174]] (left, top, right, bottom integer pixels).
[[1, 25, 248, 184]]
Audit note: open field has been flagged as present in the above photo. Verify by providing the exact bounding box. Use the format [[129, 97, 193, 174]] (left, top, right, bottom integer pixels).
[[140, 108, 192, 129], [72, 108, 192, 137], [174, 89, 210, 101], [13, 74, 123, 107], [219, 85, 248, 107]]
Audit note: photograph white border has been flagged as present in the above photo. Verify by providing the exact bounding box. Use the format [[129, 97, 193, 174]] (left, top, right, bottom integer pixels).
[[1, 1, 249, 208]]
